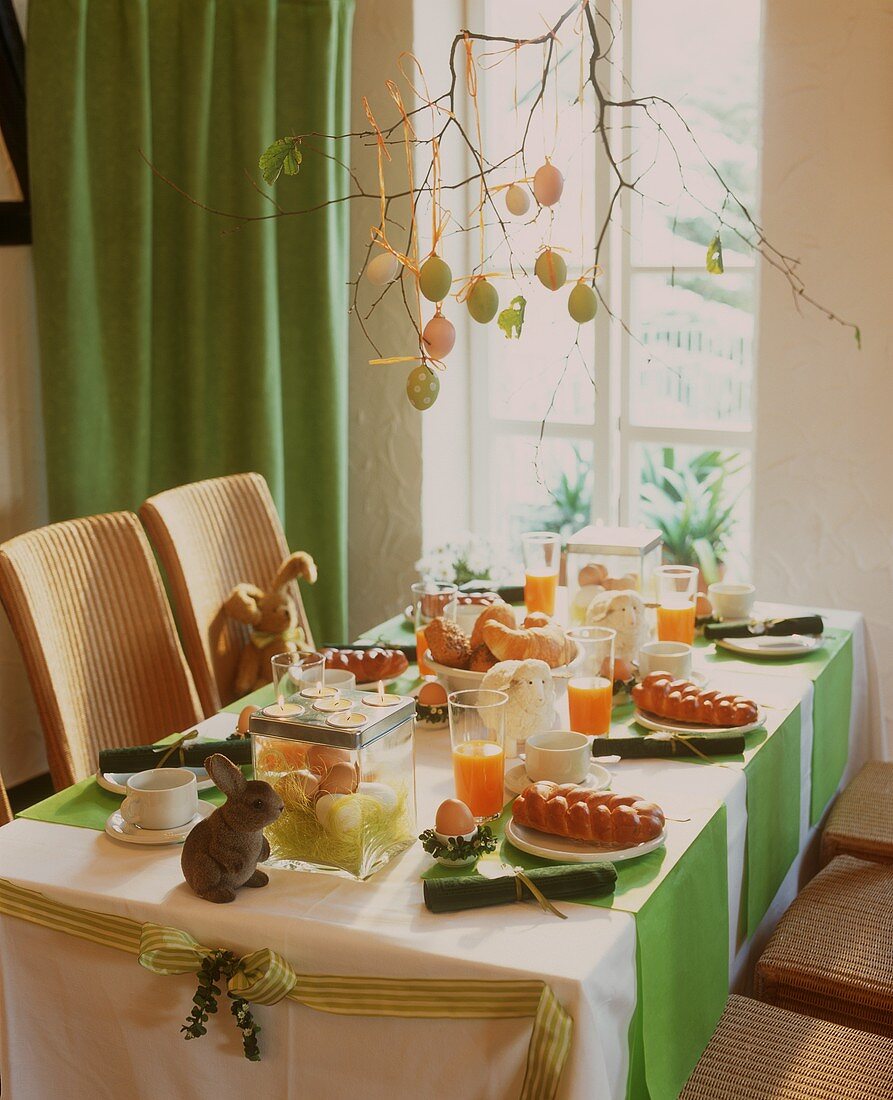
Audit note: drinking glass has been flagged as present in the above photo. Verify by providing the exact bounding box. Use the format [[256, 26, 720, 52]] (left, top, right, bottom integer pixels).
[[270, 651, 328, 716], [566, 627, 616, 736], [656, 565, 699, 645], [412, 581, 458, 677], [521, 532, 561, 616], [448, 688, 508, 823]]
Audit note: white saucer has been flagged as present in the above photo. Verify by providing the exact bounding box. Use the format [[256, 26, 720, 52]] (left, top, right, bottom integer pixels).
[[504, 819, 667, 864], [633, 706, 766, 737], [96, 766, 215, 795], [104, 800, 213, 846], [504, 762, 612, 797], [715, 635, 824, 658], [632, 666, 707, 688]]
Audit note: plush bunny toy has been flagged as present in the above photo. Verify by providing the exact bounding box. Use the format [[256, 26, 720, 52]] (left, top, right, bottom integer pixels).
[[481, 658, 556, 757], [181, 754, 284, 903], [224, 551, 317, 697]]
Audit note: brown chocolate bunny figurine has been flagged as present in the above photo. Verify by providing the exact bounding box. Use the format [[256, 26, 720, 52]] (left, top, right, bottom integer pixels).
[[181, 754, 284, 903]]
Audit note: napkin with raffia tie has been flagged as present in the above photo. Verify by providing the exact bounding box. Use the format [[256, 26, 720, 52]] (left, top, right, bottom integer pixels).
[[424, 863, 616, 913]]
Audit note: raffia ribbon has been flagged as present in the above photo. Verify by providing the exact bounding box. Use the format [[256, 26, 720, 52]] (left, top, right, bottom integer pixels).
[[0, 879, 572, 1100], [155, 729, 198, 770], [512, 869, 567, 920]]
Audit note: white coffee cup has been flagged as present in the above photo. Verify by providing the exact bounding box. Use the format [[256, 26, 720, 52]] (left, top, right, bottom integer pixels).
[[638, 641, 692, 680], [708, 582, 755, 621], [525, 731, 591, 784], [322, 669, 357, 691], [120, 768, 198, 830]]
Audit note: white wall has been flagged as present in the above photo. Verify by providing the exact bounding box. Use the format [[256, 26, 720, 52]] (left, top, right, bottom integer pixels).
[[755, 0, 892, 752], [0, 6, 50, 786]]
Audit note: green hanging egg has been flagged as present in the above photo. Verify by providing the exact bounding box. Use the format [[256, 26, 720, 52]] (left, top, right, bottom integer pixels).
[[467, 279, 499, 324], [535, 249, 567, 291], [568, 281, 598, 323], [406, 364, 440, 410], [419, 255, 453, 303]]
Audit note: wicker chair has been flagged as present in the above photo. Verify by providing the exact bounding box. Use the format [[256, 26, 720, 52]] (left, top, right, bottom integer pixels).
[[0, 512, 203, 789], [140, 473, 314, 715], [821, 762, 893, 866], [754, 855, 893, 1036], [0, 771, 11, 826], [681, 995, 893, 1099]]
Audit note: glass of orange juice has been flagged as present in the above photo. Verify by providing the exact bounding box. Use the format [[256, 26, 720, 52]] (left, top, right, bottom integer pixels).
[[412, 581, 458, 677], [655, 565, 699, 645], [521, 531, 561, 616], [448, 688, 508, 823], [566, 627, 616, 737]]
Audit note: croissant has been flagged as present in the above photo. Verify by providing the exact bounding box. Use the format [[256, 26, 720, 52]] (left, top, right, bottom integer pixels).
[[482, 613, 573, 669], [513, 783, 665, 847], [632, 672, 758, 727], [470, 601, 516, 649]]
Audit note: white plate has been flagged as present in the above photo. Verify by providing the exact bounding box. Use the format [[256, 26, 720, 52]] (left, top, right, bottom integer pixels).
[[633, 706, 766, 737], [715, 634, 824, 658], [632, 665, 707, 688], [504, 818, 667, 864], [504, 762, 612, 797], [97, 766, 215, 795], [104, 800, 213, 846]]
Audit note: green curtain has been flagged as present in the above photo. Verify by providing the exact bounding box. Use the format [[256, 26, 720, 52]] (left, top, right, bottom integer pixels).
[[27, 0, 353, 640]]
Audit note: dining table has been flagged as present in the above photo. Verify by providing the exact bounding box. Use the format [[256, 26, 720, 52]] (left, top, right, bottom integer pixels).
[[0, 599, 883, 1100]]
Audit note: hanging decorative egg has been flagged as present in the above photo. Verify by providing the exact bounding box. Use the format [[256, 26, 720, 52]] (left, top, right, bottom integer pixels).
[[366, 250, 399, 286], [568, 281, 598, 323], [505, 184, 531, 217], [467, 279, 499, 324], [419, 255, 453, 303], [422, 313, 456, 359], [406, 364, 440, 411], [533, 162, 564, 207], [535, 249, 567, 291]]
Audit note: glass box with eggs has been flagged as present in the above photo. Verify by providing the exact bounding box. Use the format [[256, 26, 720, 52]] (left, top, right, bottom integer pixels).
[[248, 689, 416, 879], [565, 524, 663, 628]]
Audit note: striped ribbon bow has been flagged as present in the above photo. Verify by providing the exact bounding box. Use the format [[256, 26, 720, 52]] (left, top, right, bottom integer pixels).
[[0, 878, 572, 1100]]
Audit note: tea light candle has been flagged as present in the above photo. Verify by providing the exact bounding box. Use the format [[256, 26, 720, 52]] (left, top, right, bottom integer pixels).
[[313, 697, 352, 714], [326, 711, 368, 729], [263, 702, 305, 718], [300, 684, 340, 700], [362, 680, 402, 708]]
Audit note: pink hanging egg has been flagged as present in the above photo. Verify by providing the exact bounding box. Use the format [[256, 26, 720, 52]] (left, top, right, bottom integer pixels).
[[422, 313, 456, 359], [533, 162, 564, 207]]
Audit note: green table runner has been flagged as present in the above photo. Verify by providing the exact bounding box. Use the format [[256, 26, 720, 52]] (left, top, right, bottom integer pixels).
[[696, 629, 853, 824]]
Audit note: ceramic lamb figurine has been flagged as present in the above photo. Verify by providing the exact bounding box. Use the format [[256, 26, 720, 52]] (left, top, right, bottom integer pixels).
[[584, 589, 649, 664], [481, 658, 556, 757]]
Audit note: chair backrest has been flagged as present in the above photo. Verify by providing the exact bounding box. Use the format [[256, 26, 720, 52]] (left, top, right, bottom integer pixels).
[[0, 512, 203, 789], [0, 770, 11, 826], [140, 473, 314, 715]]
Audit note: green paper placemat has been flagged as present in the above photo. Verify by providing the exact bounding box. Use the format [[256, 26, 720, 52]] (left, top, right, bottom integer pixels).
[[16, 771, 248, 832]]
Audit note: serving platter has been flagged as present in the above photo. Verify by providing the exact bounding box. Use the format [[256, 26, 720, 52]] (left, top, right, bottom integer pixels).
[[504, 819, 666, 863], [504, 761, 612, 797], [632, 707, 766, 737], [715, 634, 824, 658]]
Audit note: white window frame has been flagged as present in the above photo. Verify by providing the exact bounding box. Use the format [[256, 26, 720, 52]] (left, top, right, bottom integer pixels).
[[461, 0, 757, 561]]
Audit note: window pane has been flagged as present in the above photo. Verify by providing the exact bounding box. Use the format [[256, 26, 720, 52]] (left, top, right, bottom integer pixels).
[[486, 434, 594, 544], [629, 0, 761, 268], [629, 271, 754, 431], [629, 443, 752, 581]]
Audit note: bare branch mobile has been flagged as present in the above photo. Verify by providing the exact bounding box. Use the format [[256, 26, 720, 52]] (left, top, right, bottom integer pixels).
[[148, 0, 859, 410]]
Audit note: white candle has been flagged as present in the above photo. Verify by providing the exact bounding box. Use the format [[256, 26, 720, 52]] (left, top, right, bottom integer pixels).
[[362, 680, 402, 708], [313, 697, 353, 714], [300, 684, 340, 700], [263, 702, 305, 718], [326, 711, 368, 729]]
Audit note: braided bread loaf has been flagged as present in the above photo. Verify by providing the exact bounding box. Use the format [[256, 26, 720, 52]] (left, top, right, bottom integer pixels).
[[512, 783, 665, 846], [632, 672, 758, 727]]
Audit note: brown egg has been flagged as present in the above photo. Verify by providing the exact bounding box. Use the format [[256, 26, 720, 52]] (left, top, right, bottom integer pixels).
[[236, 705, 255, 736], [579, 562, 608, 586], [533, 161, 564, 207], [306, 744, 352, 776], [317, 761, 360, 797], [696, 592, 713, 619], [418, 681, 448, 706], [613, 658, 634, 683], [435, 798, 475, 837]]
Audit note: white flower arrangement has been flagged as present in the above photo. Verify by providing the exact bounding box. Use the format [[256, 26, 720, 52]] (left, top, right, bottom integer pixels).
[[416, 533, 515, 587]]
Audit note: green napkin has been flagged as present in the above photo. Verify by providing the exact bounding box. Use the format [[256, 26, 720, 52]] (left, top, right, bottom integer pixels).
[[424, 863, 616, 913]]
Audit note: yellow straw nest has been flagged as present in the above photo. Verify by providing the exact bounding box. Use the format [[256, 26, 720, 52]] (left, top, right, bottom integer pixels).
[[264, 763, 414, 877]]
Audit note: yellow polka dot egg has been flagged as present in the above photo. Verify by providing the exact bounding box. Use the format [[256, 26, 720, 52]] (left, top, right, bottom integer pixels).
[[407, 365, 440, 410]]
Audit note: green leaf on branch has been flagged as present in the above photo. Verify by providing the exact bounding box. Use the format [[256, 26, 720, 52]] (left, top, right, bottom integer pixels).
[[259, 138, 302, 185], [854, 326, 862, 350], [706, 232, 724, 274], [497, 295, 526, 339]]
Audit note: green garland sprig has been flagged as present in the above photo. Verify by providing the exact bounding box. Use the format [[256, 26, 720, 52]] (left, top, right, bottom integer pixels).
[[419, 825, 498, 863], [181, 949, 262, 1061]]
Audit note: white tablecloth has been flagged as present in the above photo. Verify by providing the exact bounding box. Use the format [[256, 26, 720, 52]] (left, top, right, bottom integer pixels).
[[0, 608, 879, 1099]]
